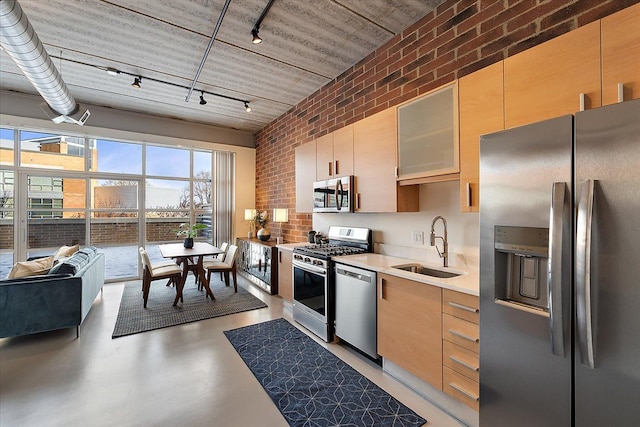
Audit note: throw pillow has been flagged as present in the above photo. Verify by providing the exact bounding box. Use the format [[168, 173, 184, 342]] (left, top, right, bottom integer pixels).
[[7, 256, 55, 279], [54, 244, 79, 260]]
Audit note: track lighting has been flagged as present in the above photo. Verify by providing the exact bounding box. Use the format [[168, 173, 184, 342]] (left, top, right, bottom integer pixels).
[[49, 54, 253, 111], [251, 0, 275, 44], [251, 28, 262, 44]]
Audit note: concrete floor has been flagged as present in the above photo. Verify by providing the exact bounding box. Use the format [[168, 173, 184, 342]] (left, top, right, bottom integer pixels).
[[0, 276, 466, 427]]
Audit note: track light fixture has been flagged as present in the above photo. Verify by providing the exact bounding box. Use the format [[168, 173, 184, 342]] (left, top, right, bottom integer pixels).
[[251, 28, 262, 44], [251, 0, 276, 44], [46, 55, 254, 113]]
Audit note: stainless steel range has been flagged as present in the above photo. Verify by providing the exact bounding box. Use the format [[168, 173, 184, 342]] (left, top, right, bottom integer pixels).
[[292, 226, 372, 342]]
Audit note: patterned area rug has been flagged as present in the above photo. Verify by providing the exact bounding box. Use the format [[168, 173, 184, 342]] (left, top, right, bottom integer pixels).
[[224, 318, 426, 427], [112, 278, 267, 338]]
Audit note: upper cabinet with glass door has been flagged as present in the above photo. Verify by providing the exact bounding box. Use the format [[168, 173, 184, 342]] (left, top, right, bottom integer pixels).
[[397, 82, 459, 183]]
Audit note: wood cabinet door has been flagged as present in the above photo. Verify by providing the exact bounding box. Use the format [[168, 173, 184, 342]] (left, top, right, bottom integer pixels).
[[601, 3, 640, 105], [458, 61, 504, 212], [377, 273, 443, 389], [332, 124, 354, 177], [315, 133, 334, 180], [295, 140, 316, 213], [277, 249, 293, 302], [353, 108, 398, 212], [504, 21, 601, 128]]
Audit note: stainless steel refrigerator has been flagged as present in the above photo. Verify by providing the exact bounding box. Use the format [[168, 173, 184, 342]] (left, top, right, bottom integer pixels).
[[479, 98, 640, 426]]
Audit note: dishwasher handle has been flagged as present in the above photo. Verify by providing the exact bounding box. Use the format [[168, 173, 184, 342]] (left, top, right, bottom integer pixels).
[[336, 267, 372, 283]]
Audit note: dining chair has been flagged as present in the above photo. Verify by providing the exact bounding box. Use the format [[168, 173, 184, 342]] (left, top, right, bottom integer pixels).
[[203, 244, 238, 292], [138, 247, 183, 307], [196, 242, 228, 291]]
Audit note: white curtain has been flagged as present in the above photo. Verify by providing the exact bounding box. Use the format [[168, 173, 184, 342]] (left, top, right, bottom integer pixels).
[[212, 150, 235, 247]]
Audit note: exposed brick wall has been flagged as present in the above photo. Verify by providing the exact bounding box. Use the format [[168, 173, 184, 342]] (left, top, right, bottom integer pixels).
[[255, 0, 639, 243]]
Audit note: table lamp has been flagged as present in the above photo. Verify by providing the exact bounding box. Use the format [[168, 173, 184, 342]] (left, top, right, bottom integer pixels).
[[272, 208, 289, 244], [244, 209, 256, 238]]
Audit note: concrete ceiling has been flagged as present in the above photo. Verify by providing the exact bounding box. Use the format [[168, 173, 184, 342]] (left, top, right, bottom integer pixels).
[[0, 0, 444, 134]]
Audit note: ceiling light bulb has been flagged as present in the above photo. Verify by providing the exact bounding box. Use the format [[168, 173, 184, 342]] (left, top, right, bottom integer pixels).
[[199, 92, 207, 105], [132, 76, 142, 88], [245, 102, 252, 113], [106, 67, 120, 76], [251, 28, 262, 44]]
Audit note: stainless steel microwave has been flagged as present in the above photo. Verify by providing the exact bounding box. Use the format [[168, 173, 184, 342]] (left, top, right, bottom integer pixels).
[[313, 176, 354, 213]]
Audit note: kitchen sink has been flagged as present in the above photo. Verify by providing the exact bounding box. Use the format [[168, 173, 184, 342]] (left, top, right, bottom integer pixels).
[[392, 264, 462, 279]]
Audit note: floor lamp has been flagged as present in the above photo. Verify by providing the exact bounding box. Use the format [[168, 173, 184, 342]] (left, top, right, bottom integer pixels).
[[272, 208, 288, 244], [245, 209, 256, 238]]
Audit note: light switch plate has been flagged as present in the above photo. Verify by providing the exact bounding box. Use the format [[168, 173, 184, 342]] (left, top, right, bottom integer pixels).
[[412, 231, 424, 245]]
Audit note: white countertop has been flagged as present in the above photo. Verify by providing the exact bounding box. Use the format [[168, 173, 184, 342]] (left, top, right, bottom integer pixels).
[[332, 253, 479, 296], [275, 242, 309, 252]]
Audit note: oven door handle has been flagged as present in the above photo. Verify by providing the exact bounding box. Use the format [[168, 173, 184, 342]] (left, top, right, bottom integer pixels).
[[293, 260, 327, 275]]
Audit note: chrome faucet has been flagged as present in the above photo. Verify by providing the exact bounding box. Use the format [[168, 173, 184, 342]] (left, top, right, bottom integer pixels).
[[430, 215, 449, 267]]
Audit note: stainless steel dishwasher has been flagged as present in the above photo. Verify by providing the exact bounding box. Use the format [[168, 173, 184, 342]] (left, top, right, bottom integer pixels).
[[334, 263, 378, 359]]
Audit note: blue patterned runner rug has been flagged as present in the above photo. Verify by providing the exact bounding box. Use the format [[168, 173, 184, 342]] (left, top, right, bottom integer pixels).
[[224, 318, 426, 427]]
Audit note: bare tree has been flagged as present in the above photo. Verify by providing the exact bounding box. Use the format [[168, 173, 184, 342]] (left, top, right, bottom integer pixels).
[[0, 188, 13, 210], [178, 172, 211, 208]]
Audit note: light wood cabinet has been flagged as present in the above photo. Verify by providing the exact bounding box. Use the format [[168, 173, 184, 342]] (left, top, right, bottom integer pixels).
[[441, 290, 480, 411], [377, 273, 442, 388], [458, 61, 504, 212], [397, 82, 459, 182], [443, 289, 480, 324], [443, 366, 479, 412], [443, 340, 479, 382], [353, 108, 419, 213], [504, 20, 601, 128], [443, 313, 479, 353], [277, 249, 293, 302], [601, 2, 640, 105], [316, 125, 354, 180], [295, 140, 316, 213]]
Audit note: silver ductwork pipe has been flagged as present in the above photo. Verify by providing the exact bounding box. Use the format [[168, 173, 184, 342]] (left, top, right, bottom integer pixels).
[[0, 0, 78, 116]]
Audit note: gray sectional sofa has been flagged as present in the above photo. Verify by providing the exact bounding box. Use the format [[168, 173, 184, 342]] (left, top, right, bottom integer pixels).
[[0, 247, 105, 338]]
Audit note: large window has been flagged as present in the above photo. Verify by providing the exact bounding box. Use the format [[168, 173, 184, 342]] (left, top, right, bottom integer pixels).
[[20, 131, 87, 171], [95, 139, 142, 174], [0, 128, 235, 282]]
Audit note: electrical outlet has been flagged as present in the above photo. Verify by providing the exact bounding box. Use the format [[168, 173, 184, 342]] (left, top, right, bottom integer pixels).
[[411, 231, 424, 245]]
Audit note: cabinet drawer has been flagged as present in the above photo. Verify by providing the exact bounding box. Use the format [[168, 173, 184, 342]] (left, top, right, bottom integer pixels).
[[443, 290, 479, 324], [443, 313, 479, 353], [443, 340, 479, 382], [443, 366, 479, 411]]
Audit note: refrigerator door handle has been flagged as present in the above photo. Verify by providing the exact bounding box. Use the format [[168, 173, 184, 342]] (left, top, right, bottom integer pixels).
[[548, 182, 567, 357], [576, 179, 596, 369]]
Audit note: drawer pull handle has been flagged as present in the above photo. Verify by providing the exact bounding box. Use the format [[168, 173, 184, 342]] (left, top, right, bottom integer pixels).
[[449, 301, 478, 313], [449, 383, 479, 401], [449, 356, 479, 372], [449, 329, 479, 343]]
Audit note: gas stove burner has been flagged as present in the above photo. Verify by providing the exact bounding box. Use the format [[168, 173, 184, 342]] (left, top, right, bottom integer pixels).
[[293, 244, 367, 259], [293, 226, 372, 260]]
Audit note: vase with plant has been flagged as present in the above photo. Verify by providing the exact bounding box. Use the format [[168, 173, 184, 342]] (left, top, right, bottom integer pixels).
[[172, 223, 208, 248], [253, 210, 271, 241]]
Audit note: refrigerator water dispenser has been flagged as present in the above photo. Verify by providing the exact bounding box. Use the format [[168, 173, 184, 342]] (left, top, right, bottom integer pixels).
[[494, 226, 549, 312]]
